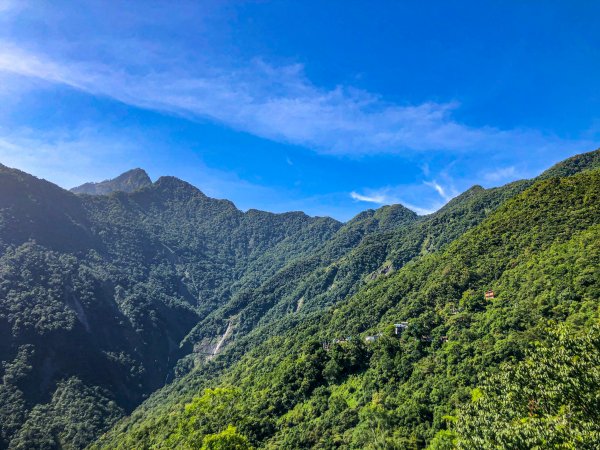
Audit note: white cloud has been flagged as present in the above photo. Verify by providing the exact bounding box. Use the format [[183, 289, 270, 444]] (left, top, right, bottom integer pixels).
[[0, 43, 592, 158], [423, 180, 459, 201], [350, 186, 445, 215], [350, 191, 388, 204], [423, 180, 446, 199], [0, 3, 595, 221]]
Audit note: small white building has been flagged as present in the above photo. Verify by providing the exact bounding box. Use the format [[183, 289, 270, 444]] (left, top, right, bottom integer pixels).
[[394, 322, 409, 335]]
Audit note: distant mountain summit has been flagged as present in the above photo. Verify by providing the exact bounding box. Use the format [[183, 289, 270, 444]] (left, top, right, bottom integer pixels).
[[71, 168, 152, 195]]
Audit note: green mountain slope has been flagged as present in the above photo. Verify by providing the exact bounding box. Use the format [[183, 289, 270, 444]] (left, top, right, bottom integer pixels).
[[194, 149, 599, 361], [182, 204, 418, 352], [1, 149, 598, 449], [0, 167, 343, 449], [181, 181, 533, 363], [94, 163, 600, 449], [537, 147, 600, 179]]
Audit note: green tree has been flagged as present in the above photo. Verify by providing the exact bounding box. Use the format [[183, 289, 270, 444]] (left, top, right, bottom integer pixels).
[[454, 324, 600, 449], [200, 425, 253, 450]]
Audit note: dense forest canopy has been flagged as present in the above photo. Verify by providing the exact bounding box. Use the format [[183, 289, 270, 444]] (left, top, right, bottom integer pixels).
[[0, 148, 599, 449]]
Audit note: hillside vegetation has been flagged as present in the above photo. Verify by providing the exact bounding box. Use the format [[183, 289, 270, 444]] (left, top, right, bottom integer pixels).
[[93, 153, 600, 449], [0, 149, 598, 449], [0, 166, 343, 449]]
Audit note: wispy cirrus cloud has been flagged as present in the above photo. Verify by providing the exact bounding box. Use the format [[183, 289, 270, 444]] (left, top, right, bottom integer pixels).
[[350, 191, 388, 204], [423, 180, 458, 201], [0, 41, 592, 158], [350, 181, 452, 215], [0, 1, 596, 221]]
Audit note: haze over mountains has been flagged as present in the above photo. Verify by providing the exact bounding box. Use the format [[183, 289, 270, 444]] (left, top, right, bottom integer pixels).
[[0, 149, 599, 449]]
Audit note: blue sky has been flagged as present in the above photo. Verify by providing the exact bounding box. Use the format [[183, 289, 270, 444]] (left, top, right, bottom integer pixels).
[[0, 0, 598, 220]]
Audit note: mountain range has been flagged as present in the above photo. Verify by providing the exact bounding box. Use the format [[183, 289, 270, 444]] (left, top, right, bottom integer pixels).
[[0, 148, 599, 449]]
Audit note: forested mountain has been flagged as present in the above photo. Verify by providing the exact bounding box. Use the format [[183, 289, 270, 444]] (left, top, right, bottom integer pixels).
[[183, 148, 600, 360], [0, 166, 344, 449], [92, 149, 600, 450], [0, 149, 599, 449], [70, 169, 153, 195]]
